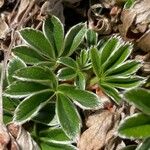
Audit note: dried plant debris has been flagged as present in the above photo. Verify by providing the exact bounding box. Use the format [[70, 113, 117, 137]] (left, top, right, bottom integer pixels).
[[7, 123, 40, 150], [0, 17, 9, 39], [0, 124, 10, 150], [89, 0, 150, 52], [119, 0, 150, 52], [0, 0, 4, 8], [78, 109, 125, 150], [0, 123, 39, 150]]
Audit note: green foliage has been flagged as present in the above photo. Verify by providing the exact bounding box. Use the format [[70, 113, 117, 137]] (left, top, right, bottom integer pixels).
[[118, 113, 150, 139], [118, 88, 150, 149], [90, 37, 142, 103], [38, 127, 77, 150], [4, 15, 100, 149], [121, 145, 137, 150], [136, 138, 150, 150], [4, 15, 143, 149], [124, 0, 135, 9]]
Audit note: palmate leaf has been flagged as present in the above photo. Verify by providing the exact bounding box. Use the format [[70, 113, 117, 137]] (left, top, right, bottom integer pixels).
[[90, 36, 142, 103], [20, 28, 55, 59], [62, 23, 87, 56], [43, 15, 64, 57], [57, 67, 76, 81], [14, 90, 54, 124], [39, 127, 70, 143], [58, 84, 101, 109], [105, 61, 141, 77], [100, 37, 120, 65], [124, 88, 150, 115], [58, 57, 78, 69], [4, 81, 48, 98], [105, 76, 143, 89], [7, 56, 26, 84], [103, 44, 132, 72], [118, 113, 150, 139], [90, 47, 101, 77], [56, 93, 81, 139], [33, 102, 58, 126], [100, 84, 121, 104], [12, 46, 47, 65], [13, 66, 56, 86]]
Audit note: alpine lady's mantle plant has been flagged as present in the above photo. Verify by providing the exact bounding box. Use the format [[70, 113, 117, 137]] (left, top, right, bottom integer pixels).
[[118, 88, 150, 150], [3, 15, 143, 149]]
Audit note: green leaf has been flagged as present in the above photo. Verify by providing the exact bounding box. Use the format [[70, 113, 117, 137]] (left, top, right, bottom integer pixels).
[[75, 72, 86, 90], [90, 47, 101, 77], [40, 142, 77, 150], [39, 127, 70, 143], [43, 15, 64, 57], [100, 84, 121, 104], [20, 28, 55, 59], [14, 90, 53, 124], [35, 61, 56, 69], [106, 61, 141, 76], [12, 46, 47, 64], [7, 56, 26, 84], [118, 113, 150, 139], [3, 111, 13, 124], [58, 57, 78, 69], [63, 23, 87, 56], [56, 93, 81, 139], [33, 102, 58, 126], [103, 44, 132, 72], [3, 96, 19, 111], [14, 66, 55, 85], [136, 138, 150, 150], [124, 0, 135, 9], [86, 29, 98, 47], [105, 76, 143, 89], [57, 67, 76, 81], [124, 88, 150, 115], [77, 49, 90, 69], [100, 37, 119, 65], [121, 145, 137, 150], [58, 84, 101, 109], [4, 81, 48, 98]]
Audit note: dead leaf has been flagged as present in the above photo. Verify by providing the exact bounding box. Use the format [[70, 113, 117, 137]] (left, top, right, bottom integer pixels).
[[7, 123, 40, 150], [0, 17, 10, 39], [0, 0, 4, 8], [88, 4, 112, 35], [120, 0, 150, 51], [0, 124, 10, 150], [12, 0, 30, 24], [78, 110, 120, 150]]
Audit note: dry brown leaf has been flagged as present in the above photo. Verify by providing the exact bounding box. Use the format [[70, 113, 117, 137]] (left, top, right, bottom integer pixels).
[[0, 0, 4, 8], [7, 123, 40, 150], [12, 0, 30, 24], [88, 4, 112, 35], [0, 124, 10, 150], [0, 17, 9, 39], [120, 0, 150, 52], [78, 110, 120, 150]]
